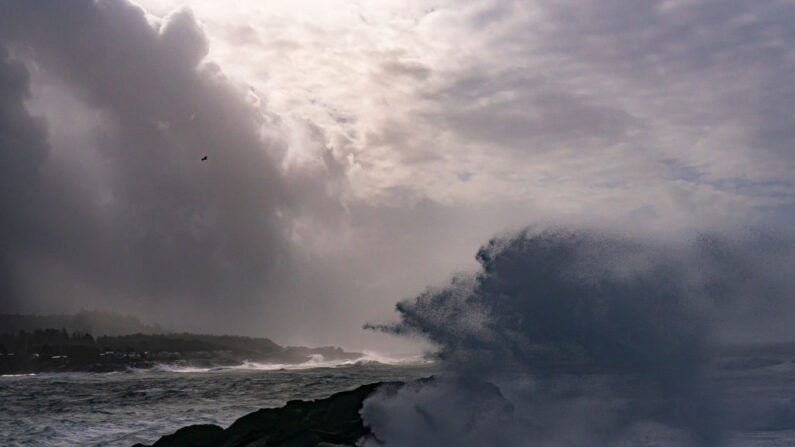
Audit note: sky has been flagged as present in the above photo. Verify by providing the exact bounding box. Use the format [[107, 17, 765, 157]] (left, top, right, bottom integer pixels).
[[0, 0, 793, 351]]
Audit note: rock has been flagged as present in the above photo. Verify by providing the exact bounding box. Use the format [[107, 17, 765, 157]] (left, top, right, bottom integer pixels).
[[132, 425, 225, 447], [135, 381, 403, 447]]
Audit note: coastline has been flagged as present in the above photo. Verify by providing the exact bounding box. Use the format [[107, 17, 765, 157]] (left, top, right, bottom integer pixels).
[[0, 331, 362, 375], [132, 381, 402, 447]]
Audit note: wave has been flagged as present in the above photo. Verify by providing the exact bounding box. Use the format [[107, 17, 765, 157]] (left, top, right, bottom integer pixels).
[[363, 228, 795, 446], [1, 353, 433, 378], [227, 352, 433, 371], [141, 352, 433, 374], [147, 364, 214, 373]]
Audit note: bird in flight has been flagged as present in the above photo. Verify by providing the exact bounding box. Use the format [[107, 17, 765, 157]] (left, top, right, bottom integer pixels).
[[201, 156, 208, 161]]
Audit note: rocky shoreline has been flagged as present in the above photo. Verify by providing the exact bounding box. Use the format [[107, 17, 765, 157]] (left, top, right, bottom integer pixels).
[[133, 381, 402, 447]]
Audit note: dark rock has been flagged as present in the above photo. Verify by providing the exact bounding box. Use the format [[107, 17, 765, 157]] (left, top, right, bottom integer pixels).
[[135, 381, 403, 447], [133, 425, 225, 447]]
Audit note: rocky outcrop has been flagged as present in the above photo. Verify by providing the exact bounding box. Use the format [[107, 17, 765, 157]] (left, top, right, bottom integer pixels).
[[133, 382, 402, 447]]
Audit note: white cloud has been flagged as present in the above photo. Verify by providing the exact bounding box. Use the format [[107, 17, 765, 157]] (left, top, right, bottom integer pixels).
[[134, 0, 793, 229]]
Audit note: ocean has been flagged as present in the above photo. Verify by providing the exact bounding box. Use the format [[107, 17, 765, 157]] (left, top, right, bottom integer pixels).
[[3, 348, 795, 446], [0, 358, 437, 447]]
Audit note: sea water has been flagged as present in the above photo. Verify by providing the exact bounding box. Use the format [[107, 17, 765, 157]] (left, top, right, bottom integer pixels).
[[2, 349, 795, 446], [0, 357, 436, 446]]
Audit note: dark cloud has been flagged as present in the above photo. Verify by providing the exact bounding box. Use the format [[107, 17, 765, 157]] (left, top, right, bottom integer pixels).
[[0, 0, 345, 332], [0, 46, 52, 309]]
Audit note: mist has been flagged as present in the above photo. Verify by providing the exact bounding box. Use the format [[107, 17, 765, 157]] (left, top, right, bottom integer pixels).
[[363, 227, 795, 445]]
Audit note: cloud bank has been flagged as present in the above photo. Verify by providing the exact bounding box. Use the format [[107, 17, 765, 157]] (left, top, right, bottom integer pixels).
[[136, 0, 795, 228], [0, 0, 350, 336], [0, 0, 793, 350]]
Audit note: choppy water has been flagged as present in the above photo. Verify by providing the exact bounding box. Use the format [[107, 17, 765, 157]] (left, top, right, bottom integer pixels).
[[3, 350, 795, 446], [0, 358, 437, 447]]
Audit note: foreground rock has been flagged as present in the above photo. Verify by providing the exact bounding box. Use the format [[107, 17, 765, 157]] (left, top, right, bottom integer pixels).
[[133, 382, 401, 447]]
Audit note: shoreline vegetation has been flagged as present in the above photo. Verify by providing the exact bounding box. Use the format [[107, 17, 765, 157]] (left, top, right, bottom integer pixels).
[[0, 313, 362, 374], [0, 310, 165, 337]]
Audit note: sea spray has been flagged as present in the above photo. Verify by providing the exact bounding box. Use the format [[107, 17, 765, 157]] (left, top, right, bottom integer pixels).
[[364, 228, 795, 446]]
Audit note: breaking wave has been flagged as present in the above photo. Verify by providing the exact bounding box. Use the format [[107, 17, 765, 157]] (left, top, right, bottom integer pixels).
[[143, 352, 431, 374], [363, 228, 795, 446]]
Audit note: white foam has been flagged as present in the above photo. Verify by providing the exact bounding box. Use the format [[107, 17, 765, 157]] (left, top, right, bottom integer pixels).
[[143, 352, 433, 373], [229, 352, 433, 371], [150, 364, 213, 373]]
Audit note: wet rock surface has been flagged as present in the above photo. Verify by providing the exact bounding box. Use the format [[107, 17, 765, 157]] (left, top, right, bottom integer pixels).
[[133, 382, 402, 447]]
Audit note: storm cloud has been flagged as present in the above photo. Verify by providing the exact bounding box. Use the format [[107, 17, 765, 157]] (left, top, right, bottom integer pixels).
[[0, 0, 793, 351], [0, 1, 347, 333]]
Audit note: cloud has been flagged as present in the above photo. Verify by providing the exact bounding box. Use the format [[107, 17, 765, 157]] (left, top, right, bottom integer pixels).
[[149, 0, 794, 225], [0, 0, 347, 334], [1, 0, 793, 350], [0, 46, 54, 310], [380, 60, 432, 81]]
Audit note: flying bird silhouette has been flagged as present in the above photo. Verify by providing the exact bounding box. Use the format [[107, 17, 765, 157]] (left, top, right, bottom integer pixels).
[[201, 156, 208, 161]]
